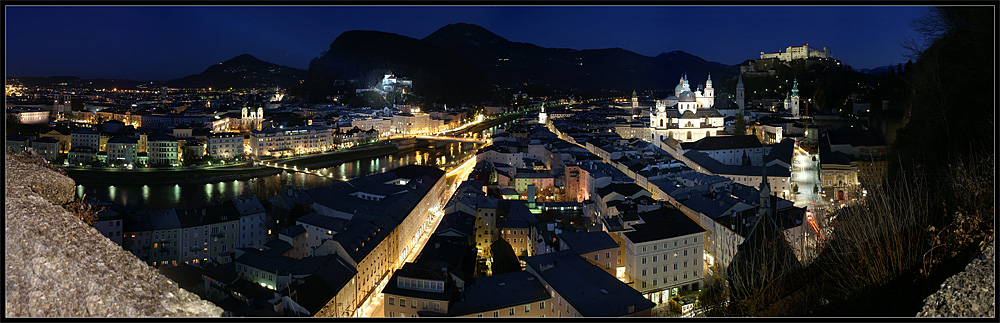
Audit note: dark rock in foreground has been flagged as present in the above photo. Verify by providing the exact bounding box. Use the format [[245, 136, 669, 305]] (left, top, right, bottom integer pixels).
[[4, 154, 222, 317], [917, 242, 995, 317]]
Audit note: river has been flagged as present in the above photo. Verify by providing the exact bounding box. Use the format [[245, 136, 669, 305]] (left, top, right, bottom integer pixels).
[[74, 120, 514, 211]]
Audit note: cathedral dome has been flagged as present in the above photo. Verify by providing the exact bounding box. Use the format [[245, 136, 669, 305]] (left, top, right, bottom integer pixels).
[[674, 83, 684, 96], [678, 90, 697, 102]]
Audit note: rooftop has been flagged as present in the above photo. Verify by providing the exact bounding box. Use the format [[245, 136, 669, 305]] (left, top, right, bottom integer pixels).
[[448, 271, 549, 316], [559, 231, 619, 254], [524, 250, 655, 317], [625, 207, 706, 243]]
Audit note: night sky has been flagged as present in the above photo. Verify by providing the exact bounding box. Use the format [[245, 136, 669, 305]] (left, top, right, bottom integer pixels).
[[5, 5, 930, 81]]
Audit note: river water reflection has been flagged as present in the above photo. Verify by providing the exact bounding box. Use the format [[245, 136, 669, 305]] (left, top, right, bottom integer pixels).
[[76, 120, 514, 211]]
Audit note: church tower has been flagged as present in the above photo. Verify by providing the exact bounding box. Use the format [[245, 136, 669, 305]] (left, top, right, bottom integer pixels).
[[631, 90, 638, 111], [538, 103, 547, 125], [704, 73, 715, 100], [758, 164, 772, 216], [790, 78, 801, 117], [736, 72, 745, 113]]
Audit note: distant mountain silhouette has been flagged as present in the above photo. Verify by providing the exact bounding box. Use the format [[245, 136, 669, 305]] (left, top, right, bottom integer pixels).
[[857, 64, 896, 75], [421, 23, 734, 91], [300, 23, 741, 103], [166, 54, 306, 89], [300, 30, 493, 104]]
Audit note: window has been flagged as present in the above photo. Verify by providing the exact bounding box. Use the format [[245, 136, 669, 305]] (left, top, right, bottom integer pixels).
[[642, 269, 647, 276], [399, 298, 406, 307], [642, 246, 646, 252], [509, 308, 515, 316], [653, 268, 657, 274], [674, 241, 677, 247], [422, 301, 428, 310], [594, 254, 599, 261], [684, 250, 688, 256], [390, 311, 394, 317], [606, 252, 610, 259], [411, 301, 416, 309], [477, 314, 483, 318], [663, 265, 668, 272], [653, 279, 658, 286], [674, 264, 678, 270], [540, 301, 545, 310], [653, 256, 657, 262], [494, 311, 499, 317], [641, 257, 646, 264], [684, 239, 688, 245], [434, 302, 440, 311], [653, 245, 657, 251], [674, 275, 678, 282], [694, 237, 698, 243], [642, 281, 647, 288]]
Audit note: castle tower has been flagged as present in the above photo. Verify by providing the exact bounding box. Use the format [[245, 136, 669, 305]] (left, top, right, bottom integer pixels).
[[736, 72, 745, 114], [790, 78, 801, 117]]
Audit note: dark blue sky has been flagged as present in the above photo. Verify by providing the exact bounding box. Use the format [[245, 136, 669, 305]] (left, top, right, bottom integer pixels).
[[5, 6, 930, 80]]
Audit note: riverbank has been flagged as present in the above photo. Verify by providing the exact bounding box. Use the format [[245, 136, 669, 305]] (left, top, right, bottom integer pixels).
[[64, 165, 283, 185], [273, 143, 399, 169], [452, 113, 523, 135]]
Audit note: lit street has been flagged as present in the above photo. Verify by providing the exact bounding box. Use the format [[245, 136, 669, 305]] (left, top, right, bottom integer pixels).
[[791, 145, 828, 261], [358, 150, 479, 317]]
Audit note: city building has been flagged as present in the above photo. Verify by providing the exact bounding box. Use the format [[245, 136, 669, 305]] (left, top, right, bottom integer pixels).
[[94, 209, 124, 246], [105, 136, 139, 167], [351, 117, 392, 137], [622, 206, 707, 304], [557, 231, 619, 276], [392, 112, 431, 135], [524, 250, 655, 317], [147, 134, 180, 166], [249, 126, 334, 157], [5, 134, 32, 154], [31, 136, 61, 161], [6, 106, 49, 125], [233, 196, 268, 249], [38, 128, 71, 154], [70, 128, 100, 151], [207, 132, 245, 160]]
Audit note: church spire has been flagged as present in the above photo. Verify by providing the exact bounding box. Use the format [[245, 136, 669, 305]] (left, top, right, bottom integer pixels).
[[758, 160, 771, 216], [706, 73, 713, 88]]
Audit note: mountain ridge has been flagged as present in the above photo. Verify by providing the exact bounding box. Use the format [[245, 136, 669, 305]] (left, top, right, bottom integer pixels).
[[166, 54, 306, 89]]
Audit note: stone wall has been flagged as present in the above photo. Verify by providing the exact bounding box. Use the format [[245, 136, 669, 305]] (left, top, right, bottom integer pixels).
[[4, 154, 222, 317], [917, 243, 995, 317]]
